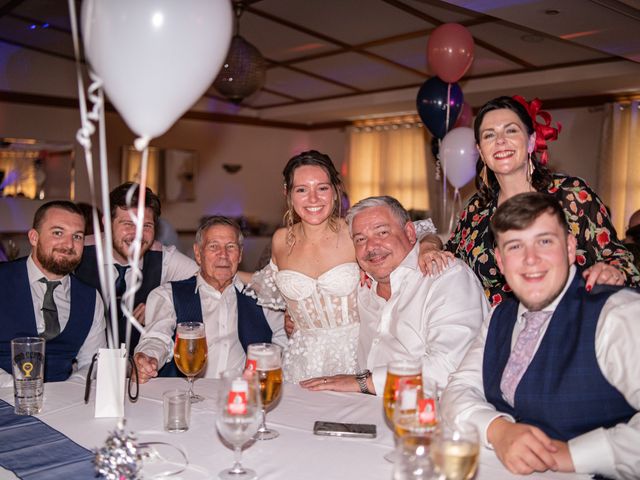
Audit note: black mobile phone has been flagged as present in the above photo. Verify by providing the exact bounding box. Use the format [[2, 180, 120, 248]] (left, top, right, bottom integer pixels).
[[313, 421, 377, 438]]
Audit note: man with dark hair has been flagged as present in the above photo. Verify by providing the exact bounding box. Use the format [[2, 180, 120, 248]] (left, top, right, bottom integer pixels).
[[0, 201, 106, 386], [134, 216, 285, 381], [442, 192, 640, 478], [75, 182, 197, 351]]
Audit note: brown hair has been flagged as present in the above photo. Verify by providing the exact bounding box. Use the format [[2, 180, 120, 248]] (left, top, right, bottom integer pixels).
[[282, 150, 344, 246], [109, 182, 161, 225], [474, 96, 553, 207], [32, 200, 84, 230], [490, 192, 567, 240]]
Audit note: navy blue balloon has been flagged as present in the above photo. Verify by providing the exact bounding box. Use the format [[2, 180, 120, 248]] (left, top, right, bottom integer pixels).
[[416, 77, 463, 139]]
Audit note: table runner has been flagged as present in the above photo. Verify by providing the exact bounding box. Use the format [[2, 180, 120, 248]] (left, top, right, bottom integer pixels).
[[0, 399, 95, 479]]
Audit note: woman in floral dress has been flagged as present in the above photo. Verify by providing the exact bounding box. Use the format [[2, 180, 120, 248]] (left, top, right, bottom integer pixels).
[[441, 96, 639, 306]]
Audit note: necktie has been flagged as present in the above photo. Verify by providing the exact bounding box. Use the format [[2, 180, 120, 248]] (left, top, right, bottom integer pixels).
[[114, 264, 129, 318], [39, 278, 61, 340], [500, 310, 553, 406]]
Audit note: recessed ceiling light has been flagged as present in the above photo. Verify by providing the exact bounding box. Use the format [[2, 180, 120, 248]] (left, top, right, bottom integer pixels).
[[521, 34, 544, 43]]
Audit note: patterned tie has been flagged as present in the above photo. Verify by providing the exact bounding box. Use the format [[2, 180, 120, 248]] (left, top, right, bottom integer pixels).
[[39, 278, 62, 340], [500, 310, 553, 406], [114, 264, 129, 318]]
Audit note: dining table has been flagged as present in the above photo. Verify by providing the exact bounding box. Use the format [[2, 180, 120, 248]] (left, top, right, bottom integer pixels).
[[0, 377, 591, 480]]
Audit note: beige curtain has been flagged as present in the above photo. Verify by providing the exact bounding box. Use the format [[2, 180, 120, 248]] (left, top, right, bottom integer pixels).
[[346, 117, 429, 212], [598, 100, 640, 236]]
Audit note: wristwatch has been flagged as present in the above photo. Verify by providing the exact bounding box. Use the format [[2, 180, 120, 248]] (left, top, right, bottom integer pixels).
[[355, 369, 372, 394]]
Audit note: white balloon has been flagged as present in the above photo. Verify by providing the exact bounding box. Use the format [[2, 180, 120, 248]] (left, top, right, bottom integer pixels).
[[81, 0, 233, 139], [441, 127, 478, 189]]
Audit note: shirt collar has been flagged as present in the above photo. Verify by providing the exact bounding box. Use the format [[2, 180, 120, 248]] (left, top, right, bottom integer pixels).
[[516, 265, 577, 321], [195, 272, 242, 297], [27, 254, 71, 293]]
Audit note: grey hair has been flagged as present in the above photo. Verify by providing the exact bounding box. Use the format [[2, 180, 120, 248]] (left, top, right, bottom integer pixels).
[[195, 216, 244, 247], [345, 195, 411, 235]]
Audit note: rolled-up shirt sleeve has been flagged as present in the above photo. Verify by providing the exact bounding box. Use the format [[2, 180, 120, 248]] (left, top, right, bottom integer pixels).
[[134, 284, 177, 367]]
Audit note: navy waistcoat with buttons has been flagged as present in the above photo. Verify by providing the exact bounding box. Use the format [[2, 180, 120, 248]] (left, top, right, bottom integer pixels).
[[0, 257, 97, 382], [483, 272, 636, 441], [157, 276, 272, 377]]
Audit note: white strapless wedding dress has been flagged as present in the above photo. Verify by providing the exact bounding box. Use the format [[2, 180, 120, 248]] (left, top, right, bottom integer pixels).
[[246, 261, 360, 383]]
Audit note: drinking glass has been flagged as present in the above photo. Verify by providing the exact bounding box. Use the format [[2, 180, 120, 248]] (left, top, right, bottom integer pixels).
[[174, 322, 208, 403], [216, 371, 261, 480], [393, 434, 435, 480], [246, 343, 283, 440], [11, 337, 45, 415], [431, 421, 480, 480], [383, 359, 423, 462]]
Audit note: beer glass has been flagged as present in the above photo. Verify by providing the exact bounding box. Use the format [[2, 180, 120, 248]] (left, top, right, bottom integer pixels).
[[431, 421, 480, 480], [383, 359, 422, 462], [174, 322, 207, 403], [216, 370, 261, 480], [11, 337, 45, 415], [246, 343, 283, 440]]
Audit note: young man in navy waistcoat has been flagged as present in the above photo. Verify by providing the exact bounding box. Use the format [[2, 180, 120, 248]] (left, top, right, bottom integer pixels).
[[133, 216, 285, 382], [0, 201, 106, 386], [442, 192, 639, 479], [75, 183, 197, 352]]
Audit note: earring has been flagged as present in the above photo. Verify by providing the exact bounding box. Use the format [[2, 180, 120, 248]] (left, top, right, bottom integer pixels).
[[527, 153, 534, 181], [481, 163, 488, 185]]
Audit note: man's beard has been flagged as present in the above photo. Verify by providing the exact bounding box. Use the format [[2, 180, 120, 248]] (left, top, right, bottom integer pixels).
[[114, 237, 151, 261], [36, 246, 80, 276]]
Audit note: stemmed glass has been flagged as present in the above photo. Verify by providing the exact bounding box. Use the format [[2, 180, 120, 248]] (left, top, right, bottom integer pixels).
[[216, 370, 262, 480], [246, 343, 283, 440], [174, 322, 208, 403], [383, 359, 423, 462], [431, 421, 480, 480]]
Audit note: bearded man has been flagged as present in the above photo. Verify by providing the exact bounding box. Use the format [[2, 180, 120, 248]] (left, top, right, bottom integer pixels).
[[0, 201, 106, 386]]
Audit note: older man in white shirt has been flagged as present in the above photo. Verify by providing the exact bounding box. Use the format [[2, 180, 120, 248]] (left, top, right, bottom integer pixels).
[[301, 195, 488, 394], [441, 192, 640, 479], [134, 216, 285, 381]]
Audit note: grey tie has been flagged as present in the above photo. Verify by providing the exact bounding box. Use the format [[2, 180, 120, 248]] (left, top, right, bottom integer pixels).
[[40, 277, 61, 340]]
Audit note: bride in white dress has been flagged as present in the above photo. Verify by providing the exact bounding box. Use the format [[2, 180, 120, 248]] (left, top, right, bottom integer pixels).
[[247, 151, 360, 383]]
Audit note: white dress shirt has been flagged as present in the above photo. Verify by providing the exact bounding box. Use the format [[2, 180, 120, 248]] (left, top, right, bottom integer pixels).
[[357, 243, 489, 395], [441, 266, 640, 480], [0, 255, 106, 387], [136, 274, 286, 379]]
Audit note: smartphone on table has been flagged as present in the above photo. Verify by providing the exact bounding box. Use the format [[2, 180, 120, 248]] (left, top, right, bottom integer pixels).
[[313, 420, 377, 438]]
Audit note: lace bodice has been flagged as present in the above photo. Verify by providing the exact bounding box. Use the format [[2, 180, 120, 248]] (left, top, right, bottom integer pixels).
[[246, 261, 361, 383]]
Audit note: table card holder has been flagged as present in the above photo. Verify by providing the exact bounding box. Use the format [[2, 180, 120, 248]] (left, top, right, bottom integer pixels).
[[95, 346, 127, 418]]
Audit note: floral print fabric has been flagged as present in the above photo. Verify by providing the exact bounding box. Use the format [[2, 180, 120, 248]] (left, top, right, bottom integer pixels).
[[445, 174, 640, 306]]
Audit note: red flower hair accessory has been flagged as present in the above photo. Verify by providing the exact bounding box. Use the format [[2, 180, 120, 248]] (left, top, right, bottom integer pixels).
[[512, 95, 562, 165]]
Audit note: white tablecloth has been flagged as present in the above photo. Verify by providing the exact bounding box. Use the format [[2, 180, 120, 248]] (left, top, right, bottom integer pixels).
[[0, 378, 590, 480]]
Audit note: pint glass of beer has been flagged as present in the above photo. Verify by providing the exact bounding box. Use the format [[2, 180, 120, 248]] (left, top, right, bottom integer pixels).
[[246, 343, 283, 440], [174, 322, 207, 402]]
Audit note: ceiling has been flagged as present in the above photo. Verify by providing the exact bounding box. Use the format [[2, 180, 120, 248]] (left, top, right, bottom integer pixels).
[[1, 0, 640, 128]]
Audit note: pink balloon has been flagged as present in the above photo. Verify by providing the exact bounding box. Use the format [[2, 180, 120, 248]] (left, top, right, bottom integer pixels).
[[454, 102, 473, 128], [427, 23, 474, 83]]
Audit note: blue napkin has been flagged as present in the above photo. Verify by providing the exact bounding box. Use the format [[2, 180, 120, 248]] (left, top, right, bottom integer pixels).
[[0, 399, 95, 479]]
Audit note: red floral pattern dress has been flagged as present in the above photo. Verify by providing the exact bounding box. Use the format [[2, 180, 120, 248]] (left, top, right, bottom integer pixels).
[[445, 174, 640, 306]]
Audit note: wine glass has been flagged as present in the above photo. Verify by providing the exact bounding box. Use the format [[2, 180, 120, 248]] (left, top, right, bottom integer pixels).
[[216, 370, 261, 480], [431, 421, 480, 480], [246, 343, 283, 440], [383, 359, 423, 462], [174, 322, 208, 403]]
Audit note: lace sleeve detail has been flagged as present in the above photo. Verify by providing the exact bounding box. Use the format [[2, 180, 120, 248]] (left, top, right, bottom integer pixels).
[[413, 218, 437, 240], [244, 260, 287, 311]]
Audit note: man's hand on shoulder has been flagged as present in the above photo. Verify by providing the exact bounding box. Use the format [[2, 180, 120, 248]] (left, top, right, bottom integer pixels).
[[133, 352, 158, 384], [487, 417, 559, 475]]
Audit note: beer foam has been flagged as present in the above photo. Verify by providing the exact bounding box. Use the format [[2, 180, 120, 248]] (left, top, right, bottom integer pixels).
[[388, 360, 421, 376], [247, 344, 281, 370], [176, 332, 203, 340]]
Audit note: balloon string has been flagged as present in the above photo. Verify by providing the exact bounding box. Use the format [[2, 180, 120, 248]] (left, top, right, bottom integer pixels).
[[449, 188, 462, 233], [68, 0, 119, 348], [120, 141, 151, 353], [439, 137, 448, 235]]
